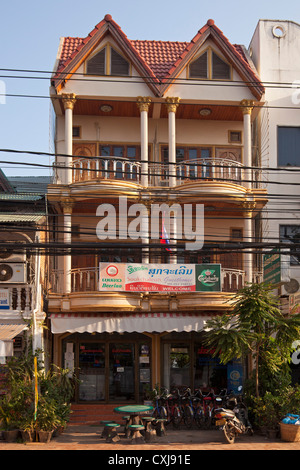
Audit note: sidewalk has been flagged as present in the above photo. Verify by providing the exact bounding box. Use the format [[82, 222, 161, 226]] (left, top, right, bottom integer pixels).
[[0, 424, 300, 450]]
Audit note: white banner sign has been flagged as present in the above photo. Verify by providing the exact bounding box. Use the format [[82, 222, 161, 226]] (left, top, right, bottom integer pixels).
[[99, 263, 196, 292]]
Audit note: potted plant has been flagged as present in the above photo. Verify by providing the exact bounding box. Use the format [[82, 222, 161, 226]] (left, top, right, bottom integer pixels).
[[19, 413, 35, 442], [0, 395, 20, 442], [36, 396, 60, 443]]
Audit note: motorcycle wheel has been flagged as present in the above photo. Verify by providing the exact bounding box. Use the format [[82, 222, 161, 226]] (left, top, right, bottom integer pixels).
[[195, 407, 204, 429], [183, 405, 193, 429], [172, 406, 181, 429], [223, 423, 236, 444]]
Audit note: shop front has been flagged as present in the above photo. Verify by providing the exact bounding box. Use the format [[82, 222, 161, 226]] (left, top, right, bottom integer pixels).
[[61, 332, 152, 402], [161, 332, 245, 395], [51, 314, 246, 403]]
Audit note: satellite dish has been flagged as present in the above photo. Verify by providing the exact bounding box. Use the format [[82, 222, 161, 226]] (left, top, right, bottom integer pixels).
[[283, 279, 300, 294]]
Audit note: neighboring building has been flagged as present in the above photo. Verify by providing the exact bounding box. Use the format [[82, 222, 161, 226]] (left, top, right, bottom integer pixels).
[[47, 15, 266, 411], [0, 170, 48, 370], [249, 20, 300, 383]]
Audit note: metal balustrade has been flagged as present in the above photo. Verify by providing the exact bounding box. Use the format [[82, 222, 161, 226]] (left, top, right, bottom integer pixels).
[[70, 156, 250, 186], [72, 157, 141, 183]]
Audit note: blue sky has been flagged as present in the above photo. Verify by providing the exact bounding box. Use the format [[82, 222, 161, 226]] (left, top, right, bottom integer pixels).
[[0, 0, 299, 177]]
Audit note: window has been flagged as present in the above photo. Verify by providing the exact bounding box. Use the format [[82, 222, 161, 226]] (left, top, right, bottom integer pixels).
[[229, 130, 242, 143], [72, 126, 81, 138], [280, 225, 300, 265], [278, 127, 300, 166], [189, 48, 231, 80], [212, 52, 230, 79], [87, 45, 129, 76], [190, 51, 208, 78], [87, 48, 105, 75], [111, 48, 129, 76]]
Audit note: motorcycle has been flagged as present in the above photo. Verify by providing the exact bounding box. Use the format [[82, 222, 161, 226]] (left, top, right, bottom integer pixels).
[[214, 387, 253, 444]]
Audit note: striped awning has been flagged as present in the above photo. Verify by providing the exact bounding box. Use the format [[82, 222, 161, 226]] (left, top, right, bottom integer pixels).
[[50, 312, 210, 334], [0, 324, 27, 341], [0, 324, 27, 357]]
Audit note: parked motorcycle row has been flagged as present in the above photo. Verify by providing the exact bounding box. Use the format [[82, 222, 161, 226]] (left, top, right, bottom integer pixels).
[[151, 386, 253, 444]]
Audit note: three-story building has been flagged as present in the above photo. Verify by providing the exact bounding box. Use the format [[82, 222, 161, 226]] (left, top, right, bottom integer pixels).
[[47, 15, 266, 412]]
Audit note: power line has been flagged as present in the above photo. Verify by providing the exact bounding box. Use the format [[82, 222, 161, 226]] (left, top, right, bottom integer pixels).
[[1, 67, 300, 90]]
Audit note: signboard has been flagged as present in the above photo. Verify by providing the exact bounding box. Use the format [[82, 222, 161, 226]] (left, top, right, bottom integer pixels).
[[0, 289, 9, 310], [196, 264, 221, 292], [263, 250, 281, 284], [99, 263, 221, 293], [227, 361, 243, 394]]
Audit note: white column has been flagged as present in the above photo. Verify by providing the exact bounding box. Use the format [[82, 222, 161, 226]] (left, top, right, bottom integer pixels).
[[137, 97, 151, 187], [243, 202, 255, 284], [141, 205, 149, 264], [240, 100, 254, 190], [62, 199, 74, 293], [62, 93, 76, 185], [240, 100, 254, 284], [165, 97, 180, 188]]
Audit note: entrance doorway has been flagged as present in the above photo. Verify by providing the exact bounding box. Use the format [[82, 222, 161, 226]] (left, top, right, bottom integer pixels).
[[109, 343, 135, 401], [61, 333, 151, 403]]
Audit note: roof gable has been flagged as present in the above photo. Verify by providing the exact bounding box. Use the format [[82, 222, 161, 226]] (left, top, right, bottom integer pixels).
[[53, 14, 161, 95], [52, 16, 264, 100], [0, 169, 15, 193], [160, 20, 264, 99]]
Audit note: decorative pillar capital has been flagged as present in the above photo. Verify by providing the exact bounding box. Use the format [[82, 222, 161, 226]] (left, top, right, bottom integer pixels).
[[62, 93, 77, 111], [240, 99, 254, 115], [61, 198, 74, 214], [242, 200, 256, 216], [136, 96, 152, 112], [165, 96, 181, 113]]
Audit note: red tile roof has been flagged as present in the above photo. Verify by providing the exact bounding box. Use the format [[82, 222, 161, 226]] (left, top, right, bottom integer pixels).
[[53, 15, 264, 99], [131, 40, 189, 80]]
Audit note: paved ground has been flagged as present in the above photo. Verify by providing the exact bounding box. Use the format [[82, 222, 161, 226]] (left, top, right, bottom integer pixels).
[[0, 424, 300, 452]]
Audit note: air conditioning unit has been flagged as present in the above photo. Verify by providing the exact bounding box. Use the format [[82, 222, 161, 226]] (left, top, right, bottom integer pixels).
[[283, 278, 300, 294], [0, 263, 26, 283], [0, 248, 26, 263]]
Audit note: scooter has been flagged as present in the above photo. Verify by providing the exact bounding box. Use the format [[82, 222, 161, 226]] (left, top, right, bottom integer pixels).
[[214, 387, 253, 444]]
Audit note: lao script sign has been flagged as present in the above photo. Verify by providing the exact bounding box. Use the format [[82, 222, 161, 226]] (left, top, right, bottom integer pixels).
[[99, 263, 221, 293]]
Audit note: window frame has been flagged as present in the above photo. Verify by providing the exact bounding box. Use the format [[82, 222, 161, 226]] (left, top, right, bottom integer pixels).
[[86, 42, 131, 77], [188, 46, 232, 81], [279, 224, 300, 265], [277, 126, 300, 167]]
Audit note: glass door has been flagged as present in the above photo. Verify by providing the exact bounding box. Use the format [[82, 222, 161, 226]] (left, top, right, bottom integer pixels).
[[109, 343, 135, 401], [163, 343, 190, 390], [78, 343, 106, 401]]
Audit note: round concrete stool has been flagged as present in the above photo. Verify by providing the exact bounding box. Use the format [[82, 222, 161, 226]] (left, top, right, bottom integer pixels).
[[105, 423, 121, 443], [100, 420, 115, 438], [128, 424, 145, 444]]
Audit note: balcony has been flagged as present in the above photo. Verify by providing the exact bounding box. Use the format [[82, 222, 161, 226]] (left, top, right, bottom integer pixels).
[[69, 156, 254, 188], [0, 286, 33, 314], [48, 267, 264, 314]]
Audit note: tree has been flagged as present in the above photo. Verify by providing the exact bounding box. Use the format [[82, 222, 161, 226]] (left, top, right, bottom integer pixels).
[[202, 282, 300, 397]]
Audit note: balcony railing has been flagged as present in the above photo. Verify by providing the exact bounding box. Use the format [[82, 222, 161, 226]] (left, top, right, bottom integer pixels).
[[72, 157, 141, 183], [0, 286, 33, 312], [50, 267, 250, 294], [69, 156, 250, 186]]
